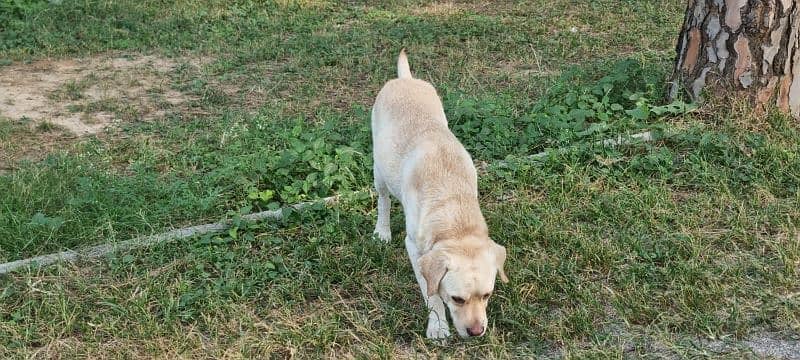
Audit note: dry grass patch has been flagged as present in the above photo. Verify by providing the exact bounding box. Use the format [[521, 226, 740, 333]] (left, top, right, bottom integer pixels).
[[0, 117, 74, 172]]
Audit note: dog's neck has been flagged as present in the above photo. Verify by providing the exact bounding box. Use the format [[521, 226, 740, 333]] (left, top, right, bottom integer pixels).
[[418, 192, 489, 248]]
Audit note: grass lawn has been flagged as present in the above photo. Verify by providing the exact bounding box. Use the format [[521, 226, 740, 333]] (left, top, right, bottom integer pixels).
[[1, 0, 799, 358]]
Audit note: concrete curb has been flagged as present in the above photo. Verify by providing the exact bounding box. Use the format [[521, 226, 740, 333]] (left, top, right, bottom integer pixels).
[[0, 196, 340, 274]]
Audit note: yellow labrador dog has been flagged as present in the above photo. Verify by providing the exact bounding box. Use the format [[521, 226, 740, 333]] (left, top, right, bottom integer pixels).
[[371, 50, 509, 339]]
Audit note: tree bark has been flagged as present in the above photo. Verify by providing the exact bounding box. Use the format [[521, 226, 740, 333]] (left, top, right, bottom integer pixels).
[[669, 0, 800, 116]]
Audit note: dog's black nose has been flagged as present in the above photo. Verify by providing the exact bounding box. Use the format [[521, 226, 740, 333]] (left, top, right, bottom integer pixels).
[[466, 324, 484, 337]]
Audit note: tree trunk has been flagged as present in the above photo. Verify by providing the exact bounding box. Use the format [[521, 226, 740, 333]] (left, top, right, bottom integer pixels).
[[669, 0, 800, 116]]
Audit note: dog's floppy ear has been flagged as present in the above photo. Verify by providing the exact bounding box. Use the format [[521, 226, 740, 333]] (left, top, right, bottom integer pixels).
[[418, 249, 449, 296], [491, 241, 509, 283]]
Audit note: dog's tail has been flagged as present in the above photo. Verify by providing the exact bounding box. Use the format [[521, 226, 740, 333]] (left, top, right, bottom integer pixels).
[[397, 48, 412, 79]]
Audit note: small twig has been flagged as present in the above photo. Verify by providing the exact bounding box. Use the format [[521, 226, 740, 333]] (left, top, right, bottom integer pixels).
[[494, 130, 657, 168]]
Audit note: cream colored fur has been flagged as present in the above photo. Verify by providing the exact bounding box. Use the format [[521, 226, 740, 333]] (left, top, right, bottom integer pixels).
[[371, 50, 509, 339]]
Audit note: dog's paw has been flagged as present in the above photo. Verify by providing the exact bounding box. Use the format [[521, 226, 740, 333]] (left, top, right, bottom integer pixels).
[[426, 320, 451, 339], [372, 228, 391, 243]]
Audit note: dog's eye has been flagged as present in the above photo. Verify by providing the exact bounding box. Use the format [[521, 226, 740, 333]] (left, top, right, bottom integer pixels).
[[482, 293, 491, 300], [451, 296, 465, 305]]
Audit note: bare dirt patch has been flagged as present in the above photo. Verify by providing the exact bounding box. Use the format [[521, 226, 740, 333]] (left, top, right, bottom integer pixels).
[[409, 2, 462, 16], [406, 1, 522, 17], [0, 54, 213, 171], [0, 54, 195, 136]]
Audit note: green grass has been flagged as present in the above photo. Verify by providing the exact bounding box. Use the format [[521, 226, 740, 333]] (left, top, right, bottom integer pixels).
[[2, 0, 799, 358]]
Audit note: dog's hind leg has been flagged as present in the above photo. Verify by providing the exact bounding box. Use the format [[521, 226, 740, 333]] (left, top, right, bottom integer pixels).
[[373, 170, 392, 242], [405, 235, 450, 339]]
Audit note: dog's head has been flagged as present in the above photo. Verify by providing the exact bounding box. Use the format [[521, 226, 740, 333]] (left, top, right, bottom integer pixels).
[[418, 239, 508, 338]]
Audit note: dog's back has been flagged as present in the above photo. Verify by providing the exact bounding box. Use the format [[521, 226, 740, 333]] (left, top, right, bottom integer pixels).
[[371, 51, 476, 200], [371, 50, 480, 240]]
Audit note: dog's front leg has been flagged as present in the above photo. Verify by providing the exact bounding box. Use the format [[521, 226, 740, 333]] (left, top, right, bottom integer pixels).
[[405, 235, 450, 339], [424, 295, 450, 339]]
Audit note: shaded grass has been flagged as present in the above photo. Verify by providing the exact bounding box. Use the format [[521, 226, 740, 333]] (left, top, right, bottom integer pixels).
[[5, 0, 799, 358], [1, 108, 799, 358]]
